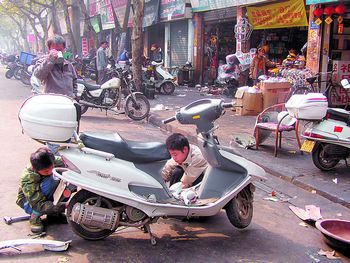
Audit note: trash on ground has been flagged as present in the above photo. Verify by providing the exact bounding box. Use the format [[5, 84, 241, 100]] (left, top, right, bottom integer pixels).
[[332, 178, 338, 184], [177, 94, 186, 97], [288, 150, 296, 154], [231, 134, 256, 149], [311, 190, 317, 194], [317, 249, 340, 260], [299, 222, 309, 227], [289, 205, 322, 221], [152, 104, 165, 111], [337, 213, 342, 217], [58, 257, 70, 262], [263, 196, 279, 202]]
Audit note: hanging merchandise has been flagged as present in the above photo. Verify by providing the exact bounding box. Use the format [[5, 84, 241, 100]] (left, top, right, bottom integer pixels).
[[324, 6, 335, 24], [234, 18, 253, 42]]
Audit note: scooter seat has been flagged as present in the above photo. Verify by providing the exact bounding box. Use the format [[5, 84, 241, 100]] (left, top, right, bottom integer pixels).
[[80, 132, 171, 163], [326, 108, 350, 126], [77, 79, 100, 91]]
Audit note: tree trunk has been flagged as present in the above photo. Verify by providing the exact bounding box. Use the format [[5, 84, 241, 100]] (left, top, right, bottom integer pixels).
[[61, 0, 77, 54], [131, 0, 145, 92], [51, 7, 62, 35]]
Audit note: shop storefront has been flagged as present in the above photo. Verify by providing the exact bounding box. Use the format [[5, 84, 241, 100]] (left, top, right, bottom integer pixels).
[[202, 7, 237, 84], [247, 0, 309, 64]]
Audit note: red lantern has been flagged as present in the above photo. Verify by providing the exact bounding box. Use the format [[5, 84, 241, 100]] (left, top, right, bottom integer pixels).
[[335, 4, 346, 15], [324, 6, 335, 16], [313, 7, 324, 17]]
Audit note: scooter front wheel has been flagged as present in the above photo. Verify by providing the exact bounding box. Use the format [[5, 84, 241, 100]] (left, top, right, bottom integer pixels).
[[225, 184, 253, 229], [125, 93, 150, 121], [312, 143, 340, 171], [66, 190, 115, 240], [5, 70, 14, 79]]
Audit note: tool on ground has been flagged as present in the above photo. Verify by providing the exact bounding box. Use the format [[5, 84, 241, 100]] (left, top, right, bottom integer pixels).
[[3, 215, 31, 225]]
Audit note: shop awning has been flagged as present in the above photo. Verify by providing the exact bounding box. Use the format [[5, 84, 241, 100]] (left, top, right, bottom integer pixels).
[[143, 0, 160, 27], [190, 0, 270, 12], [247, 0, 308, 29], [306, 0, 339, 5], [159, 0, 186, 21]]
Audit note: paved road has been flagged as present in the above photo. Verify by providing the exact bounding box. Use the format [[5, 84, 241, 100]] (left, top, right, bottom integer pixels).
[[0, 68, 349, 262]]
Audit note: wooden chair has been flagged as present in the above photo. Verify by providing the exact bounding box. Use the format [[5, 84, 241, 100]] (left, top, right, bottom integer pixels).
[[254, 103, 301, 157]]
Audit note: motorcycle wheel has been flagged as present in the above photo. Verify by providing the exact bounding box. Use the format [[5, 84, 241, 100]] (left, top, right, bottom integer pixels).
[[312, 143, 340, 171], [5, 70, 14, 79], [13, 67, 22, 80], [161, 82, 175, 95], [66, 190, 115, 240], [125, 93, 150, 121], [20, 72, 31, 86], [225, 184, 253, 229]]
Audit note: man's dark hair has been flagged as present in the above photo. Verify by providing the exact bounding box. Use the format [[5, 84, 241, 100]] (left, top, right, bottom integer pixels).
[[100, 41, 108, 46], [46, 35, 66, 49], [30, 147, 55, 171], [166, 133, 189, 152]]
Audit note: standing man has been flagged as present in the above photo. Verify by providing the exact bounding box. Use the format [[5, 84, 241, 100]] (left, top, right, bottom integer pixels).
[[96, 41, 109, 84], [150, 44, 163, 63], [34, 35, 77, 98]]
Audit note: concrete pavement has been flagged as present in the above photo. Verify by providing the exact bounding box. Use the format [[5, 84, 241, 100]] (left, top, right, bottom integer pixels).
[[147, 87, 350, 209]]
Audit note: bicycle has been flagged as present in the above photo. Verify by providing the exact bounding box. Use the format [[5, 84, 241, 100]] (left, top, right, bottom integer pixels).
[[289, 71, 349, 109]]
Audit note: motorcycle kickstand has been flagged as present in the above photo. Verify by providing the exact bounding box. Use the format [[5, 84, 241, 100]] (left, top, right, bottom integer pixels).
[[144, 223, 157, 246]]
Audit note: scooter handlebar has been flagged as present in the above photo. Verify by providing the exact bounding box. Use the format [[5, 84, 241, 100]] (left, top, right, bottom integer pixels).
[[162, 116, 176, 124]]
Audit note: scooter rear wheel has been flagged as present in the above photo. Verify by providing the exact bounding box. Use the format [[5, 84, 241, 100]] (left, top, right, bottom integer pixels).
[[66, 190, 115, 240], [225, 184, 253, 229], [161, 82, 175, 95], [312, 143, 340, 171]]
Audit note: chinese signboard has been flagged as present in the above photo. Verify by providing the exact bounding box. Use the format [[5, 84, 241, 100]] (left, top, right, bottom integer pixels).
[[90, 16, 100, 33], [89, 0, 98, 17], [160, 0, 186, 21], [100, 0, 115, 30], [247, 0, 308, 29], [190, 0, 269, 12], [111, 0, 133, 27], [333, 60, 350, 84], [143, 0, 160, 27], [82, 37, 89, 56]]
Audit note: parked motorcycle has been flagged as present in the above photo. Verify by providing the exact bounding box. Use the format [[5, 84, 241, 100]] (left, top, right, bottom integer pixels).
[[5, 58, 20, 79], [77, 67, 150, 121], [18, 96, 266, 245], [286, 79, 350, 171], [143, 58, 176, 95]]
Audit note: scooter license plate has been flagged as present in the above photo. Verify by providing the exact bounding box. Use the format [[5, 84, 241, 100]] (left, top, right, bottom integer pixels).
[[301, 140, 315, 153]]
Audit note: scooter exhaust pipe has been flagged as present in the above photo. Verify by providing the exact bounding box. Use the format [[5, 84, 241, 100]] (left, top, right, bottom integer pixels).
[[70, 203, 120, 231]]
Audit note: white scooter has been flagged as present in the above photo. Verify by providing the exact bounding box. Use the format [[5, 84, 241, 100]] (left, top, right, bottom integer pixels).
[[143, 60, 177, 95], [287, 79, 350, 171], [18, 95, 265, 245]]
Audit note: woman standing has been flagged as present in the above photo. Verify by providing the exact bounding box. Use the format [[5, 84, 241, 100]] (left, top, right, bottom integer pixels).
[[249, 47, 276, 85]]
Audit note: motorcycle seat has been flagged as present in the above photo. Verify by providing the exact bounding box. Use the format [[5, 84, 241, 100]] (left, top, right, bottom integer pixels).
[[77, 79, 100, 91], [80, 132, 171, 163], [326, 108, 350, 126]]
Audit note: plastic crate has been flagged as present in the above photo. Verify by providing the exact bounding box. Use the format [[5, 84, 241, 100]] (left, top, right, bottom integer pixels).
[[20, 51, 36, 65]]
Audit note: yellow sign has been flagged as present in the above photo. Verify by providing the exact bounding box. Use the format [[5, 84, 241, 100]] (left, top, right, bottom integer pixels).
[[247, 0, 308, 29]]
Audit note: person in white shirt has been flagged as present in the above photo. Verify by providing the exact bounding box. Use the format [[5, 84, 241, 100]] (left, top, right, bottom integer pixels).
[[161, 133, 208, 189]]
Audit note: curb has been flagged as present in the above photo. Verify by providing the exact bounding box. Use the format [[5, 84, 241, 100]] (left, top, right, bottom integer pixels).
[[148, 112, 350, 209]]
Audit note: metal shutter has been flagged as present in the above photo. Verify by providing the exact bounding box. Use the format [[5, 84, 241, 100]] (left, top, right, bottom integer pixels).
[[170, 20, 188, 67]]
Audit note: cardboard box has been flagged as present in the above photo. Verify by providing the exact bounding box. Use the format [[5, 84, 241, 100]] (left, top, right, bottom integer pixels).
[[235, 90, 263, 116], [260, 82, 291, 109]]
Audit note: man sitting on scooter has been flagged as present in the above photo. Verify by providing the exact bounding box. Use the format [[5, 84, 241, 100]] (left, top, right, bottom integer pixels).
[[162, 133, 208, 189]]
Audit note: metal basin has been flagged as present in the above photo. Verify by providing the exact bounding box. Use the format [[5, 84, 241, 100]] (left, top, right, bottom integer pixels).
[[315, 219, 350, 254]]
